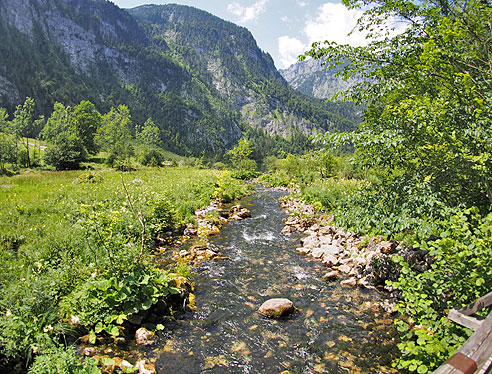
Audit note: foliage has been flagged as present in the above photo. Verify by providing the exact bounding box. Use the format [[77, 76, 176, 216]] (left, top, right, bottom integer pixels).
[[136, 117, 161, 148], [61, 266, 179, 343], [146, 195, 179, 236], [137, 146, 166, 167], [72, 100, 101, 155], [301, 178, 366, 212], [389, 207, 492, 372], [42, 102, 102, 169], [260, 151, 359, 189], [28, 346, 100, 374], [11, 97, 35, 167], [213, 171, 254, 203], [305, 0, 492, 213], [227, 139, 258, 179], [334, 177, 459, 241], [0, 132, 16, 171], [96, 105, 133, 165], [0, 167, 236, 370], [304, 4, 492, 370], [43, 131, 86, 170]]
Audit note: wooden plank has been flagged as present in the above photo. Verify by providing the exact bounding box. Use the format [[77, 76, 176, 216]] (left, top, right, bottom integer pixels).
[[458, 291, 492, 316], [433, 311, 492, 374], [449, 309, 483, 331]]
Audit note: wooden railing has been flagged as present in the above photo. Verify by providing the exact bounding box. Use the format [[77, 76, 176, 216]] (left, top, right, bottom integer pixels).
[[433, 291, 492, 374]]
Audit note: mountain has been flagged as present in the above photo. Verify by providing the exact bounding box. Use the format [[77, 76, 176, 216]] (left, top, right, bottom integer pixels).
[[280, 58, 362, 100], [0, 0, 358, 155]]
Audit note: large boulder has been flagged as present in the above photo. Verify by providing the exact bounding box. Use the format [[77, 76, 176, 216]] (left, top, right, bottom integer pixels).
[[259, 298, 295, 318]]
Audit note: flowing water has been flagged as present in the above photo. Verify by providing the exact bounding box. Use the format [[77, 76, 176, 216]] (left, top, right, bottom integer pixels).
[[153, 188, 397, 373]]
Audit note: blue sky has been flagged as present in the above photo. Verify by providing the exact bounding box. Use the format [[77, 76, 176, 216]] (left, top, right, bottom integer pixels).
[[110, 0, 377, 70]]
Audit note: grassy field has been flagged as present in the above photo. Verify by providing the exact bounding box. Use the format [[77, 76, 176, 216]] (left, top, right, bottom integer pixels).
[[0, 166, 250, 372]]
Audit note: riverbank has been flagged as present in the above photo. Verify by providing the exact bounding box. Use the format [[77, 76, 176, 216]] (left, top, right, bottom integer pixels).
[[0, 167, 252, 373], [279, 197, 433, 313], [148, 187, 398, 374]]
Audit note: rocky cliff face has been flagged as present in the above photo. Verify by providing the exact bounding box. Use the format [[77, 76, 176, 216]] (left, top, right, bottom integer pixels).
[[280, 58, 362, 100], [0, 0, 357, 154]]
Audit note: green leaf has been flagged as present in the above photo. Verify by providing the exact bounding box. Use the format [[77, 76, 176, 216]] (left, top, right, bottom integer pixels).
[[156, 324, 165, 331], [169, 287, 180, 295], [100, 357, 115, 366], [95, 322, 104, 334], [89, 330, 96, 344], [115, 313, 127, 324], [109, 325, 119, 336], [417, 365, 428, 374], [141, 298, 153, 310], [121, 365, 138, 373]]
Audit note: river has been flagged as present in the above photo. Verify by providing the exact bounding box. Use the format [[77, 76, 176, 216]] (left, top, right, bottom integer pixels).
[[153, 187, 397, 373]]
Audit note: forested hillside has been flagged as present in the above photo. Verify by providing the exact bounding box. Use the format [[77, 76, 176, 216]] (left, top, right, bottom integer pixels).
[[0, 0, 359, 156]]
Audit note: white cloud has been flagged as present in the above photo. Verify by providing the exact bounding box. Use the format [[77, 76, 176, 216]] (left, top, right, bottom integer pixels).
[[304, 3, 367, 46], [281, 15, 290, 23], [278, 36, 307, 69], [227, 0, 268, 23], [304, 2, 408, 47], [296, 0, 308, 6]]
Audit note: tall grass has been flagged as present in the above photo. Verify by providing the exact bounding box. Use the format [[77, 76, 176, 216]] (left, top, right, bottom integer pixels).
[[0, 166, 249, 371]]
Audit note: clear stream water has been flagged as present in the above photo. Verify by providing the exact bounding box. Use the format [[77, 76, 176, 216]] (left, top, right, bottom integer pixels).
[[152, 187, 397, 374]]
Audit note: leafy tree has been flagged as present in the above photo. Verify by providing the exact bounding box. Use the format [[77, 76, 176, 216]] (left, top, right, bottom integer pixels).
[[42, 102, 86, 170], [136, 117, 161, 147], [304, 0, 492, 371], [11, 97, 35, 167], [227, 138, 257, 178], [72, 100, 101, 155], [0, 133, 16, 171], [305, 0, 492, 212], [96, 105, 134, 165], [0, 108, 8, 132]]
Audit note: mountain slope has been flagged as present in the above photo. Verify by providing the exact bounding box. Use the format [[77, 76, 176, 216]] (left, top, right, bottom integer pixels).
[[0, 0, 358, 155], [280, 58, 362, 100]]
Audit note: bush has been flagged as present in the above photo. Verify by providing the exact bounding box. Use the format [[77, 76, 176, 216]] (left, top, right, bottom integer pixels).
[[389, 207, 492, 373], [44, 133, 86, 170], [28, 346, 100, 374], [213, 172, 253, 203], [60, 266, 180, 344], [147, 196, 178, 236], [301, 178, 365, 211], [138, 147, 166, 167]]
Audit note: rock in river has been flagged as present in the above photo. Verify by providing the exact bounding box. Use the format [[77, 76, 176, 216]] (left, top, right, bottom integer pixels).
[[135, 327, 155, 345], [259, 298, 295, 318]]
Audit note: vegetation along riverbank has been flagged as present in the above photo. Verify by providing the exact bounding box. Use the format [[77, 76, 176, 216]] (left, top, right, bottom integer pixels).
[[0, 166, 252, 373]]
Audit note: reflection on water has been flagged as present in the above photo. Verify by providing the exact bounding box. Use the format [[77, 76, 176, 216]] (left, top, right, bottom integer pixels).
[[154, 188, 397, 373]]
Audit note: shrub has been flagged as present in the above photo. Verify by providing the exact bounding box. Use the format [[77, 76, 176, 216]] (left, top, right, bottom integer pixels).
[[138, 147, 166, 167], [389, 207, 492, 373], [28, 346, 100, 374]]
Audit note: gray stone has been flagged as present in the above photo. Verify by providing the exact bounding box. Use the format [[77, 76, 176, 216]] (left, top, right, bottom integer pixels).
[[320, 244, 342, 256], [341, 277, 357, 287], [259, 298, 295, 318], [318, 235, 333, 245], [301, 236, 319, 249], [135, 327, 155, 345], [322, 254, 339, 267], [296, 247, 311, 255], [319, 226, 334, 235], [337, 264, 352, 274], [322, 270, 339, 281]]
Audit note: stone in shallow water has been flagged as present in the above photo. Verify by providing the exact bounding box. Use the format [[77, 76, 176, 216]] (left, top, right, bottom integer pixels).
[[258, 298, 294, 318]]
